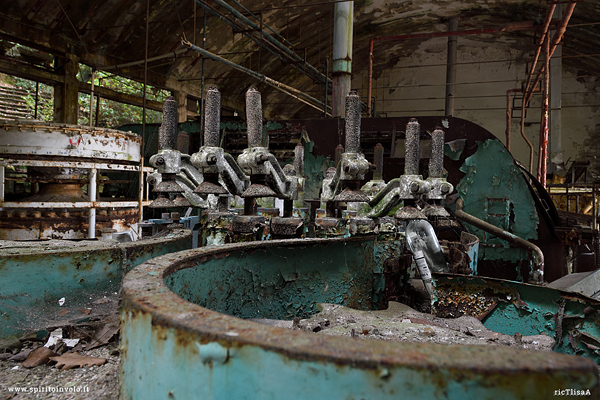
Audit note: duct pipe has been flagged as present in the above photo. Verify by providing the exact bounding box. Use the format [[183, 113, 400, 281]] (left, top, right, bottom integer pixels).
[[332, 1, 354, 118], [204, 86, 221, 147], [88, 168, 97, 239], [246, 88, 263, 148], [429, 128, 444, 179], [445, 18, 458, 117], [366, 21, 536, 117], [455, 198, 544, 283], [184, 40, 331, 115], [405, 119, 420, 175]]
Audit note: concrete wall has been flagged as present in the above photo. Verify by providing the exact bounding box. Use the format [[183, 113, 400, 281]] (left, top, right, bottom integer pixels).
[[354, 34, 600, 177]]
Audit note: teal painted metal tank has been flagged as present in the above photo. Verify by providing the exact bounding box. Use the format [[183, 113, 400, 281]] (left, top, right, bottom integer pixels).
[[120, 237, 599, 400], [0, 229, 192, 338]]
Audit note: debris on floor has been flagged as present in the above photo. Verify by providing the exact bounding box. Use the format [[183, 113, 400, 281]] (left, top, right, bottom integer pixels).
[[0, 292, 121, 399]]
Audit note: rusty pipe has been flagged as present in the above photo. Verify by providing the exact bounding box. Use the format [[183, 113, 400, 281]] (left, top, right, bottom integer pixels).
[[538, 36, 551, 187], [455, 198, 544, 283], [524, 2, 576, 107], [523, 3, 556, 106]]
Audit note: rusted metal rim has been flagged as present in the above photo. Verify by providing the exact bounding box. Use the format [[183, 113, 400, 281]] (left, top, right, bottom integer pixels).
[[121, 237, 597, 373]]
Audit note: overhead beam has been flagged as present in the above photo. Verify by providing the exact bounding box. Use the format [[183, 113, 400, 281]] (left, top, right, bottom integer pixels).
[[77, 82, 163, 113]]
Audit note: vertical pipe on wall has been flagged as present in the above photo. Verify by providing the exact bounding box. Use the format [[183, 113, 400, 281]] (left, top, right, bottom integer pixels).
[[88, 168, 97, 239], [550, 5, 563, 173], [89, 70, 95, 127], [140, 0, 149, 223], [539, 35, 550, 187], [445, 18, 458, 117], [0, 166, 4, 202], [332, 1, 353, 118], [200, 11, 207, 147]]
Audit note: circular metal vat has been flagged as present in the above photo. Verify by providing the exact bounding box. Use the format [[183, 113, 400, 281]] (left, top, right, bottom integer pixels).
[[120, 237, 599, 400]]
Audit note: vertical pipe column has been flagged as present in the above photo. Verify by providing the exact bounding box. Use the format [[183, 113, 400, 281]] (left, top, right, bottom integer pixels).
[[430, 128, 445, 179], [0, 165, 5, 202], [539, 35, 551, 187], [204, 86, 221, 147], [332, 1, 353, 118], [200, 11, 207, 147], [88, 168, 97, 239], [550, 5, 563, 173], [246, 87, 263, 148], [405, 119, 420, 175], [373, 143, 384, 181], [445, 18, 458, 117], [344, 90, 361, 153], [89, 70, 95, 127]]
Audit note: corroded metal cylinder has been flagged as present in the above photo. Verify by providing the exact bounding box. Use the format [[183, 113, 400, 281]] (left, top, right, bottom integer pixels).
[[246, 87, 263, 148], [294, 143, 304, 177], [159, 96, 178, 151], [204, 86, 221, 147], [344, 90, 361, 153], [430, 128, 445, 179], [373, 143, 384, 180], [405, 118, 420, 175]]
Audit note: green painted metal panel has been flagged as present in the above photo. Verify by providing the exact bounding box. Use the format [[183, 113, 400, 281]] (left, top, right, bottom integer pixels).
[[455, 139, 539, 265]]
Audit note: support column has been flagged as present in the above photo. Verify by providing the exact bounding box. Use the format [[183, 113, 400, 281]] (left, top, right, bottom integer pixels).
[[332, 1, 353, 118], [549, 5, 563, 172], [53, 52, 79, 124], [445, 18, 458, 117]]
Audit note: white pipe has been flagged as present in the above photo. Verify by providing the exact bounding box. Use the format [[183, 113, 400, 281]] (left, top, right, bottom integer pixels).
[[0, 166, 4, 202], [88, 168, 97, 239]]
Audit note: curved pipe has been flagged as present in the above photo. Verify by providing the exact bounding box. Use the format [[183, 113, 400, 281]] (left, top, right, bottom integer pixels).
[[455, 198, 544, 283]]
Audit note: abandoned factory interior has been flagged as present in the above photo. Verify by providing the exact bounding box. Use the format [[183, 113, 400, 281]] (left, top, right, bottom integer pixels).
[[1, 0, 600, 398]]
